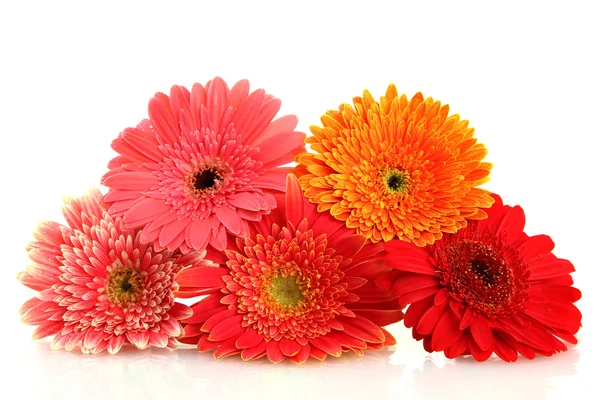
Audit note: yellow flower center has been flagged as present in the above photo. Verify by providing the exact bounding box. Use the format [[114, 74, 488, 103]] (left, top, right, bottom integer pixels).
[[106, 265, 143, 305], [269, 275, 304, 307]]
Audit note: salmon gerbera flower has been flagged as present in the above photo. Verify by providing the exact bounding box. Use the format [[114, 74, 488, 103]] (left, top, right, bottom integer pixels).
[[176, 175, 404, 364], [102, 77, 306, 253], [294, 84, 493, 246], [17, 189, 210, 354], [380, 194, 582, 361]]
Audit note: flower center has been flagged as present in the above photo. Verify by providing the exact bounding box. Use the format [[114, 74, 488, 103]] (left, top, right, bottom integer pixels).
[[470, 259, 495, 286], [434, 228, 529, 317], [106, 266, 143, 305], [382, 168, 411, 194], [194, 169, 221, 191], [269, 275, 304, 307]]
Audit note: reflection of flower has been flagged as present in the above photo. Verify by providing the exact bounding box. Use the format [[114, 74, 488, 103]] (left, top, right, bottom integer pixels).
[[294, 84, 493, 246], [382, 193, 582, 361], [177, 347, 404, 398], [102, 77, 306, 253], [409, 350, 579, 399], [20, 343, 196, 399], [17, 189, 206, 354], [178, 175, 404, 363]]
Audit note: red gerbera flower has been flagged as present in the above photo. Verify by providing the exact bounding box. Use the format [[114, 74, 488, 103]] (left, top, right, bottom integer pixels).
[[381, 193, 582, 362], [102, 77, 306, 253], [17, 189, 209, 354], [176, 175, 404, 363]]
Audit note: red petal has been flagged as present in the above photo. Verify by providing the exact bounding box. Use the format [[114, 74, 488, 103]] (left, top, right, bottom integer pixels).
[[352, 309, 404, 326], [416, 303, 447, 335], [310, 335, 342, 357], [208, 314, 244, 341], [431, 309, 462, 351], [289, 345, 311, 365], [385, 255, 437, 275], [404, 297, 434, 328], [236, 329, 264, 349], [241, 341, 268, 361], [309, 345, 328, 360], [213, 333, 244, 359], [201, 308, 238, 332], [286, 174, 308, 228], [496, 205, 526, 245], [197, 334, 220, 352], [493, 334, 518, 362], [338, 315, 385, 343], [392, 273, 439, 294], [279, 338, 302, 357], [528, 258, 575, 280], [469, 316, 494, 351], [469, 336, 494, 361], [176, 267, 228, 289], [266, 340, 286, 363], [518, 234, 555, 263], [444, 330, 469, 359], [169, 302, 193, 320]]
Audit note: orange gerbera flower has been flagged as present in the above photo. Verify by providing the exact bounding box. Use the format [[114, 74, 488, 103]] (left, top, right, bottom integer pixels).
[[294, 84, 494, 246]]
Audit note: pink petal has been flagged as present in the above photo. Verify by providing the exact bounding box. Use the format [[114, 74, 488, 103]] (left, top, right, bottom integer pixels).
[[126, 331, 150, 349], [158, 218, 189, 248], [253, 131, 306, 164], [214, 207, 242, 235], [148, 95, 179, 143], [103, 171, 158, 190], [107, 335, 126, 354]]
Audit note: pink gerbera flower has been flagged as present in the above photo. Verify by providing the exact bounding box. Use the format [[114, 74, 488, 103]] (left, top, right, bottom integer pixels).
[[17, 189, 209, 354], [102, 77, 306, 253], [176, 175, 404, 364]]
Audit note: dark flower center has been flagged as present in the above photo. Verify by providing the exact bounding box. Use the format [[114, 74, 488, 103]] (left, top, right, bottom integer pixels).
[[382, 168, 411, 194], [470, 259, 495, 286], [194, 169, 220, 191], [106, 266, 143, 305], [434, 229, 529, 317], [269, 275, 304, 307]]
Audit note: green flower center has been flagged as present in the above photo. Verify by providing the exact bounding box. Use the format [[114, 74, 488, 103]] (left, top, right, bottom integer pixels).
[[269, 275, 304, 307]]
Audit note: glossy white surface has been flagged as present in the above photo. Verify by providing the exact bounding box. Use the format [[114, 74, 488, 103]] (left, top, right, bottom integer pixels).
[[1, 1, 598, 399]]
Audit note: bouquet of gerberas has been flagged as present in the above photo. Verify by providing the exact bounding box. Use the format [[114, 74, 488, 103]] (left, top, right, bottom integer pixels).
[[17, 77, 581, 363]]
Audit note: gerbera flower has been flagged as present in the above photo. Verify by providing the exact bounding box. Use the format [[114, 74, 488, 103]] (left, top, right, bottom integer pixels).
[[380, 193, 582, 361], [102, 77, 306, 253], [294, 84, 493, 246], [17, 189, 209, 354], [177, 175, 404, 364]]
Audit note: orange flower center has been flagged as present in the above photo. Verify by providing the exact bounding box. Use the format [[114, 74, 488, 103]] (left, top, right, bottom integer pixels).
[[106, 264, 143, 305]]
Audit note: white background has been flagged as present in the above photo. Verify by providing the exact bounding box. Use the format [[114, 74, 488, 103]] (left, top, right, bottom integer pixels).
[[1, 1, 598, 399]]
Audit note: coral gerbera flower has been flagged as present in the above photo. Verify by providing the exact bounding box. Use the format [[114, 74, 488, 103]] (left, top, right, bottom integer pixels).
[[294, 84, 493, 246], [17, 189, 209, 354], [102, 77, 306, 253], [177, 175, 404, 364], [380, 193, 582, 361]]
